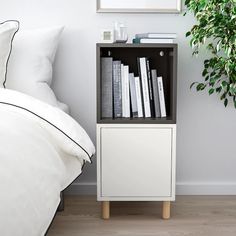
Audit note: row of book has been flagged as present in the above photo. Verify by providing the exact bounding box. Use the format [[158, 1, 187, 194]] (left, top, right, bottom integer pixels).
[[101, 57, 166, 119], [132, 32, 177, 44]]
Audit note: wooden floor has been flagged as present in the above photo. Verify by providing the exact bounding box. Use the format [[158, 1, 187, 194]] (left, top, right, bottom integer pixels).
[[48, 195, 236, 236]]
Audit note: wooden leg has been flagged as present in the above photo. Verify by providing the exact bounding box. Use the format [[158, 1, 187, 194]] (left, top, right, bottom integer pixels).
[[162, 201, 171, 219], [102, 201, 110, 219]]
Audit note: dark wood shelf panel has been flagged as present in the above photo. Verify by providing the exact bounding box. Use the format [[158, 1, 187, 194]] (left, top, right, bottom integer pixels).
[[98, 117, 175, 124], [97, 43, 177, 49]]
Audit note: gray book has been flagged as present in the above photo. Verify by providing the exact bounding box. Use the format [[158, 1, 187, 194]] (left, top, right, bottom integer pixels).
[[113, 61, 122, 118], [129, 73, 138, 117], [101, 57, 113, 118], [157, 76, 166, 117], [135, 33, 177, 39], [151, 69, 161, 118]]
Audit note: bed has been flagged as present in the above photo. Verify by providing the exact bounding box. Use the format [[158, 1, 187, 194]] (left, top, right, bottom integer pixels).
[[0, 21, 95, 235], [0, 88, 95, 236]]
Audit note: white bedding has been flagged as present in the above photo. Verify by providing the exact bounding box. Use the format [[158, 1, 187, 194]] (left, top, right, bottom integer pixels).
[[0, 88, 95, 236]]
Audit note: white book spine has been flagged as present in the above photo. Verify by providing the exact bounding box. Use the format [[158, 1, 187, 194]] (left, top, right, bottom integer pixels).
[[148, 33, 176, 39], [134, 76, 143, 118], [157, 76, 166, 117], [121, 64, 126, 117], [135, 33, 177, 39], [140, 38, 173, 44], [124, 65, 130, 117], [139, 58, 151, 118]]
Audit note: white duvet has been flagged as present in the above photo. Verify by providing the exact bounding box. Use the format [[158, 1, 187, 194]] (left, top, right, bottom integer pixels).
[[0, 88, 95, 236]]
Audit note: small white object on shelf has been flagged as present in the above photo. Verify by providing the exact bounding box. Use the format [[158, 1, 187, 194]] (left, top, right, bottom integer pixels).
[[114, 22, 128, 43], [101, 29, 114, 43]]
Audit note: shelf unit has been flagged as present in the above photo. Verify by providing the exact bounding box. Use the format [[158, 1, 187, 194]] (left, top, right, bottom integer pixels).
[[97, 43, 177, 123], [96, 43, 177, 220]]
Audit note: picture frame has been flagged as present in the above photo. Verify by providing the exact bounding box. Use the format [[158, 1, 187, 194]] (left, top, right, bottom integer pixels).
[[96, 0, 181, 13]]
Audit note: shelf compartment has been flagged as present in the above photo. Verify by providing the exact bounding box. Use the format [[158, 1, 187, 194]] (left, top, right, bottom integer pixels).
[[97, 43, 177, 124]]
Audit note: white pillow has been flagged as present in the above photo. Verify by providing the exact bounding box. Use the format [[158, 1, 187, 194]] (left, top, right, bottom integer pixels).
[[0, 20, 19, 88], [6, 26, 69, 111]]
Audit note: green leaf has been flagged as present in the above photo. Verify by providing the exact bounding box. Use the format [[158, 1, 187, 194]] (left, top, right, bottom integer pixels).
[[216, 87, 222, 93], [224, 98, 228, 107], [202, 69, 208, 76], [186, 31, 191, 37], [185, 0, 190, 5], [221, 81, 228, 89], [196, 83, 206, 91], [205, 75, 209, 81], [209, 88, 214, 95], [221, 92, 227, 100]]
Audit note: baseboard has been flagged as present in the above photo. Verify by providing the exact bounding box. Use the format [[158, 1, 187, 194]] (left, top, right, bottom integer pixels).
[[65, 182, 236, 195], [176, 182, 236, 195]]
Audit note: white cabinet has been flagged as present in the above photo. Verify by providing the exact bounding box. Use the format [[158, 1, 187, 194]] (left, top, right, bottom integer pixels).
[[97, 124, 176, 219], [96, 43, 178, 220]]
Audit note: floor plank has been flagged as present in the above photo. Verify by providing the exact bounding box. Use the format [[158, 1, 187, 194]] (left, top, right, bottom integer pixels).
[[47, 195, 236, 236]]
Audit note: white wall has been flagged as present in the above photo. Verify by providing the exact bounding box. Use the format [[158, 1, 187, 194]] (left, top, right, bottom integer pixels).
[[1, 0, 236, 195]]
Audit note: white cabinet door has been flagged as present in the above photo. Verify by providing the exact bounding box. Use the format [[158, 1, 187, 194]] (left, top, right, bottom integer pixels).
[[100, 127, 173, 197]]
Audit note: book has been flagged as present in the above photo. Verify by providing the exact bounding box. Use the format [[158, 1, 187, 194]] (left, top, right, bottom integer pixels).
[[121, 64, 125, 117], [134, 76, 143, 118], [133, 38, 174, 44], [157, 76, 167, 117], [123, 65, 130, 117], [113, 61, 122, 118], [129, 73, 138, 118], [137, 57, 151, 118], [121, 64, 130, 117], [151, 70, 161, 118], [101, 57, 113, 118], [135, 33, 177, 39], [146, 59, 155, 117]]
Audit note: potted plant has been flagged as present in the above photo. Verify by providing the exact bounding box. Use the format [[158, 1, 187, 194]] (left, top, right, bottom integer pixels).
[[185, 0, 236, 107]]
